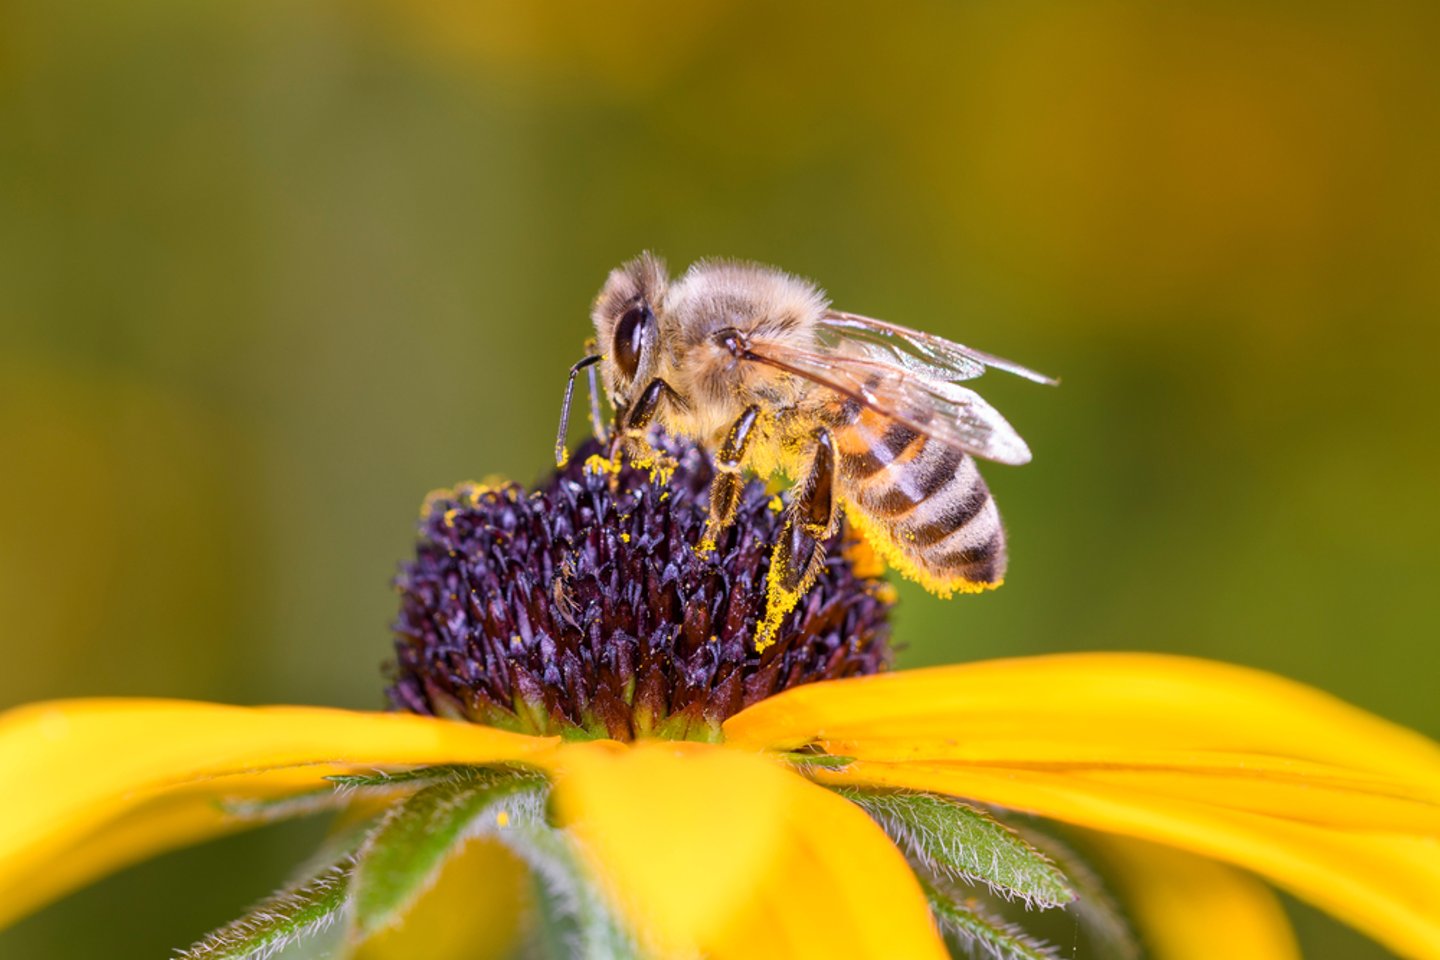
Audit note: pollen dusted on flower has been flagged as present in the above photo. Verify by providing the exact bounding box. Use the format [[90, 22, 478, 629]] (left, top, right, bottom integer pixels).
[[388, 433, 894, 742]]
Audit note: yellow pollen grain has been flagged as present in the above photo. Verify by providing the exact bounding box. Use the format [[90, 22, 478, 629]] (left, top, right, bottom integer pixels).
[[466, 480, 501, 506], [422, 479, 505, 517], [620, 532, 631, 543], [755, 556, 806, 652], [584, 454, 620, 476], [495, 810, 510, 828], [443, 508, 460, 529], [630, 452, 676, 485], [419, 486, 455, 519], [755, 587, 798, 652], [767, 495, 784, 513]]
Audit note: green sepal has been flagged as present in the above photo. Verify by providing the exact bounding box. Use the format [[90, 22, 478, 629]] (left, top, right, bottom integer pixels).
[[781, 750, 856, 770], [525, 868, 579, 960], [176, 860, 352, 960], [836, 788, 1076, 909], [922, 876, 1060, 960], [1015, 828, 1141, 960], [221, 763, 474, 825], [216, 788, 344, 824], [500, 818, 643, 959], [323, 764, 488, 791], [347, 767, 547, 941]]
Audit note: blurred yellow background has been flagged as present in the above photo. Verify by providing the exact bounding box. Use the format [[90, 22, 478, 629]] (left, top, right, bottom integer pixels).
[[2, 2, 1436, 957]]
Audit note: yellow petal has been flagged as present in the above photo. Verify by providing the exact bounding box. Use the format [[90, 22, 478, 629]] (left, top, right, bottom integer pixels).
[[795, 740, 1440, 836], [814, 761, 1440, 960], [0, 698, 555, 927], [1061, 767, 1440, 832], [723, 653, 1440, 789], [1095, 836, 1300, 960], [711, 770, 949, 960], [549, 740, 785, 955], [0, 776, 271, 929], [0, 766, 398, 930], [724, 653, 1440, 957], [550, 741, 947, 960], [728, 654, 1440, 958]]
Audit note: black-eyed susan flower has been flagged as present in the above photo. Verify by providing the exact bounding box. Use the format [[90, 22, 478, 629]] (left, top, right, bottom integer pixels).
[[1, 438, 1437, 959]]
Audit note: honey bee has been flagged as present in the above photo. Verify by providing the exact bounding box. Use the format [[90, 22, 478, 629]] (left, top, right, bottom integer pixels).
[[556, 253, 1054, 648]]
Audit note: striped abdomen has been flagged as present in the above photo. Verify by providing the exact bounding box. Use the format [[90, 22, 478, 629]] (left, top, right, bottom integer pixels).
[[833, 410, 1006, 595]]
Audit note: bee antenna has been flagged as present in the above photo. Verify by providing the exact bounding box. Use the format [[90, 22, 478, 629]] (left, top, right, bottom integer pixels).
[[556, 353, 603, 467]]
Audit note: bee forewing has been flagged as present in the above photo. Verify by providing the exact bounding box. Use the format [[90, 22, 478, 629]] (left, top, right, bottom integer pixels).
[[947, 346, 1058, 386], [744, 342, 1035, 466], [934, 381, 1033, 465], [822, 310, 1058, 386]]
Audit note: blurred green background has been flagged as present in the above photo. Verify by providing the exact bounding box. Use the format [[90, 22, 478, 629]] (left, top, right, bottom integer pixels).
[[2, 1, 1437, 957]]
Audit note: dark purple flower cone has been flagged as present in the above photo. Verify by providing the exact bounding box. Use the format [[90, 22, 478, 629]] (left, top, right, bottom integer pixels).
[[387, 435, 893, 741]]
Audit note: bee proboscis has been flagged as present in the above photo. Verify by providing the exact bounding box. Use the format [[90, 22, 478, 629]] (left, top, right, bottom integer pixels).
[[556, 253, 1055, 648]]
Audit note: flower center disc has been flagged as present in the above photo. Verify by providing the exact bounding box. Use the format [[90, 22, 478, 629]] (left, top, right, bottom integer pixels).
[[388, 436, 893, 741]]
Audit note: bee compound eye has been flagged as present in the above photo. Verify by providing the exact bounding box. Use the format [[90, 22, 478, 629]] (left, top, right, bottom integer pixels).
[[612, 304, 650, 381]]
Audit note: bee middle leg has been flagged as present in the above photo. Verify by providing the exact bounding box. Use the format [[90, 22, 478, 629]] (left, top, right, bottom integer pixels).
[[756, 428, 837, 650], [699, 405, 760, 553]]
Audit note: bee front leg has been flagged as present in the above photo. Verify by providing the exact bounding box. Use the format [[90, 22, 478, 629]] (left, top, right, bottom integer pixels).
[[756, 429, 837, 651], [613, 377, 681, 476], [698, 405, 760, 554]]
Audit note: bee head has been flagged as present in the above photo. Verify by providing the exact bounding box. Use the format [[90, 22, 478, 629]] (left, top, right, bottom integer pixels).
[[593, 252, 669, 407]]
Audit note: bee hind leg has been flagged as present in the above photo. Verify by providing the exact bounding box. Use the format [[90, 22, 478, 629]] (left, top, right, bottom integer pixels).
[[755, 429, 837, 652], [699, 405, 760, 554]]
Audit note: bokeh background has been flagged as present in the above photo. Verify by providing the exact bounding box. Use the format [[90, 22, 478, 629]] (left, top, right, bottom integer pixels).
[[2, 2, 1437, 957]]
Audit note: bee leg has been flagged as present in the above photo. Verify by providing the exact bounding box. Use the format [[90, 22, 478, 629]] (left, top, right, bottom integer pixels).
[[624, 378, 670, 432], [756, 429, 837, 651], [555, 351, 603, 468], [582, 336, 609, 443], [697, 406, 760, 554], [616, 377, 681, 478]]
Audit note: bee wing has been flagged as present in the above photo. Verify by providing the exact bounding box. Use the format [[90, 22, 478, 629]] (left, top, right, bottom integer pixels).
[[743, 340, 1036, 466], [820, 310, 1059, 386]]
